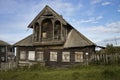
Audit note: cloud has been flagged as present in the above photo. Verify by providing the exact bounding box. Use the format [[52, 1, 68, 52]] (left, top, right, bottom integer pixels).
[[75, 21, 120, 46], [87, 21, 120, 33], [91, 0, 102, 4], [101, 2, 111, 6], [79, 16, 103, 23], [0, 0, 83, 44], [117, 9, 120, 12], [96, 37, 120, 46]]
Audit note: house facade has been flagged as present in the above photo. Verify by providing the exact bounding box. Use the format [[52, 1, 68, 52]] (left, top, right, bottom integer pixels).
[[0, 40, 14, 62], [14, 5, 96, 67]]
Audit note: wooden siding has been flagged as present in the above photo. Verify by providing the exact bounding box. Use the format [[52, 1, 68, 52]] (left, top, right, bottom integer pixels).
[[17, 46, 95, 66]]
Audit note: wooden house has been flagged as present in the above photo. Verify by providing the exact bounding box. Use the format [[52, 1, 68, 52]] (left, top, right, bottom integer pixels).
[[14, 5, 96, 67], [0, 40, 14, 62]]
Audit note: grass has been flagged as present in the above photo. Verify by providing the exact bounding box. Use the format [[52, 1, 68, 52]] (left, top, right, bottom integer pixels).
[[0, 64, 120, 80]]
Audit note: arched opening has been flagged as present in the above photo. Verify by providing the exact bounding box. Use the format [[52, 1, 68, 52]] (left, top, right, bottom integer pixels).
[[54, 21, 61, 40], [41, 19, 53, 41], [34, 22, 39, 42]]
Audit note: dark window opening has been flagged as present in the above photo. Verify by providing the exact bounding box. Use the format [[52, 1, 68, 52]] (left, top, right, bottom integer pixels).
[[41, 19, 53, 41], [54, 21, 61, 40], [34, 22, 39, 42]]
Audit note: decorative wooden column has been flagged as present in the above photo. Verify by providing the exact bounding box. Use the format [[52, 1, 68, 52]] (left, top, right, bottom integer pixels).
[[60, 22, 63, 40], [52, 19, 55, 40], [38, 22, 41, 42], [32, 24, 35, 42]]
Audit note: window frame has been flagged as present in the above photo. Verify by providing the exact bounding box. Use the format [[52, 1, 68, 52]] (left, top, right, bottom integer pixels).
[[62, 52, 70, 62], [28, 51, 35, 61], [36, 51, 44, 61], [20, 51, 26, 60], [50, 52, 57, 61], [75, 52, 83, 62]]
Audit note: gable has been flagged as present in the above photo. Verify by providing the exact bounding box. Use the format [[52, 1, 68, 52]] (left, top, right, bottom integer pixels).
[[28, 5, 67, 28], [14, 5, 95, 48]]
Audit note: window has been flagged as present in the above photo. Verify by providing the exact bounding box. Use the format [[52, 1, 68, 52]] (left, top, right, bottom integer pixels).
[[50, 52, 57, 61], [41, 19, 53, 40], [75, 52, 83, 62], [1, 56, 5, 62], [42, 32, 47, 38], [62, 52, 70, 62], [54, 21, 61, 40], [36, 52, 44, 61], [1, 47, 5, 52], [20, 51, 26, 60], [28, 51, 35, 60], [34, 23, 39, 42]]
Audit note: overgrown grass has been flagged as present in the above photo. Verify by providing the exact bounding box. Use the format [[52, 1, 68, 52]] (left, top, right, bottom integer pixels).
[[0, 64, 120, 80]]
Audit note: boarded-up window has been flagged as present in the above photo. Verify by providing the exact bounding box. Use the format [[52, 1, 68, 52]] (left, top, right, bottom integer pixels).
[[50, 52, 57, 61], [62, 52, 70, 62], [37, 52, 44, 61], [20, 51, 26, 60], [28, 51, 35, 60], [75, 52, 83, 62]]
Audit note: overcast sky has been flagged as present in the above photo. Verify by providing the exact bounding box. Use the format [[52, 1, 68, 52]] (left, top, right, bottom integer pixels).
[[0, 0, 120, 46]]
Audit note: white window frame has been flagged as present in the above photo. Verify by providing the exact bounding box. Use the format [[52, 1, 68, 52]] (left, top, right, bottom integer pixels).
[[20, 51, 26, 60], [75, 52, 83, 62], [62, 52, 70, 62], [50, 52, 57, 61], [28, 51, 35, 61], [36, 52, 44, 61]]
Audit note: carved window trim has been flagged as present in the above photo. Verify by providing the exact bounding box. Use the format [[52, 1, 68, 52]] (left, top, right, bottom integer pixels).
[[62, 52, 70, 62], [50, 52, 57, 61], [20, 51, 26, 60], [75, 52, 83, 62], [36, 51, 44, 61], [28, 51, 35, 61]]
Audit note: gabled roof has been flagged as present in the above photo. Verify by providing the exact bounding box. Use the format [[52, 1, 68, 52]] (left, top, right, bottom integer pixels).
[[14, 35, 33, 46], [14, 29, 95, 47], [0, 40, 10, 46], [14, 5, 95, 47], [28, 5, 67, 28], [64, 29, 95, 48]]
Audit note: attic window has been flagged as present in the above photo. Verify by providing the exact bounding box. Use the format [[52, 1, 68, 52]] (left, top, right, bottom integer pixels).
[[42, 32, 47, 38], [54, 21, 61, 40], [34, 22, 39, 42], [41, 19, 53, 40]]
